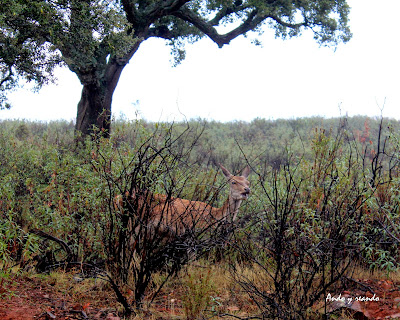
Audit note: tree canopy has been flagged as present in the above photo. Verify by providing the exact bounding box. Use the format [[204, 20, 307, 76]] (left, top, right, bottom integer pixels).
[[0, 0, 352, 135]]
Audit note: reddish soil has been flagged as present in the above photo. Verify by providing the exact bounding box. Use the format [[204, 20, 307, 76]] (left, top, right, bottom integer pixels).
[[325, 278, 400, 319], [1, 276, 400, 319], [0, 276, 119, 320]]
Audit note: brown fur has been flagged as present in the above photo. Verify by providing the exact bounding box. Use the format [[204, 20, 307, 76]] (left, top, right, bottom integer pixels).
[[115, 164, 251, 235]]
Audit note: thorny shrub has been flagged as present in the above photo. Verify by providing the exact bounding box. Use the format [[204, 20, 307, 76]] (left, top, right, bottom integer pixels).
[[231, 119, 400, 319], [1, 118, 400, 319], [92, 121, 235, 315]]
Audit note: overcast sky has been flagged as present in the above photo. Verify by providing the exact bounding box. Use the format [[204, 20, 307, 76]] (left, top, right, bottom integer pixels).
[[1, 0, 399, 123]]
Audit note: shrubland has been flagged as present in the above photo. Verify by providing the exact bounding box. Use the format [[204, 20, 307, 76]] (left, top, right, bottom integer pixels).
[[1, 116, 400, 319]]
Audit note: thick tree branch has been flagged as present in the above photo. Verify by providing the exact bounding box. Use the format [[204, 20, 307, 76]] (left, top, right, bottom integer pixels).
[[269, 14, 307, 29], [209, 3, 249, 26], [144, 0, 191, 18], [174, 7, 267, 47], [146, 25, 176, 40], [174, 5, 308, 48], [121, 0, 139, 26], [123, 0, 191, 28], [0, 65, 14, 87]]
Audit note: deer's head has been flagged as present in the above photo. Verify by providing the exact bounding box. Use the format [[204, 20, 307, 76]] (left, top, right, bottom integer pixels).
[[220, 164, 251, 201]]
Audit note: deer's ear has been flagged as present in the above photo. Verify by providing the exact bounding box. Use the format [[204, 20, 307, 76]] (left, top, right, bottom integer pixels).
[[219, 164, 233, 179], [241, 166, 251, 178]]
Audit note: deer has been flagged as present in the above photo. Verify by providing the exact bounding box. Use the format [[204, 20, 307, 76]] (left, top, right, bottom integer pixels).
[[115, 164, 251, 236]]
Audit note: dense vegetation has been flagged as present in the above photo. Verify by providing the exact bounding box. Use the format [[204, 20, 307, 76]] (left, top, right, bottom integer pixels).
[[1, 116, 400, 319]]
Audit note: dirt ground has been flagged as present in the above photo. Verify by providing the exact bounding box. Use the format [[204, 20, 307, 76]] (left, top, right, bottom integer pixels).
[[1, 275, 400, 319], [0, 276, 120, 320], [324, 278, 400, 319]]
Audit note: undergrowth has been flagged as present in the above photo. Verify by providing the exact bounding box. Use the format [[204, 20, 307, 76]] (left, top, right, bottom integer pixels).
[[1, 118, 400, 319]]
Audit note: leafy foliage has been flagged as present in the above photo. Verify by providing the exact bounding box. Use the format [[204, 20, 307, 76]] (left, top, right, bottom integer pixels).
[[0, 0, 63, 109], [1, 0, 352, 134]]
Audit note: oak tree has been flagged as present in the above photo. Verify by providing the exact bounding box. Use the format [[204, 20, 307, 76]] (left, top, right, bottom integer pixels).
[[0, 0, 351, 136]]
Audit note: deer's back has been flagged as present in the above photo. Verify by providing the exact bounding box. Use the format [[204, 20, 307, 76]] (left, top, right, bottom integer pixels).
[[149, 194, 220, 233]]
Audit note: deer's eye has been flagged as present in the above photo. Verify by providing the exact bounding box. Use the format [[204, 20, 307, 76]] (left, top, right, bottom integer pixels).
[[231, 181, 236, 185]]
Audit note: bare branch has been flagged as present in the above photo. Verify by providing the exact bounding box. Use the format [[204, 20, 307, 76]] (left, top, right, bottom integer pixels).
[[30, 228, 73, 263]]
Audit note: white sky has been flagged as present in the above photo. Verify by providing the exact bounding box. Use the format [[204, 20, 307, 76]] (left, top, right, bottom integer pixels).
[[1, 0, 399, 123]]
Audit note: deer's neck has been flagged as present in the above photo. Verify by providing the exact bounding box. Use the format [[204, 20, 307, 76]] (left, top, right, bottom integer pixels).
[[216, 195, 242, 222]]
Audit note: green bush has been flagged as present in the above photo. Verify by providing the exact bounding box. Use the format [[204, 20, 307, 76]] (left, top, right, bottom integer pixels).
[[1, 116, 400, 318]]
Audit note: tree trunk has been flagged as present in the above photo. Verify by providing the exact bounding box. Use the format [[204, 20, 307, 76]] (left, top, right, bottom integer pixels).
[[73, 39, 142, 138], [74, 55, 136, 138], [75, 82, 113, 138]]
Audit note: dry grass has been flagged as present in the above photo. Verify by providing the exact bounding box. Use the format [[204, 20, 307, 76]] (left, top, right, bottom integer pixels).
[[351, 266, 400, 282], [12, 261, 259, 319], [9, 261, 399, 320], [149, 261, 260, 319]]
